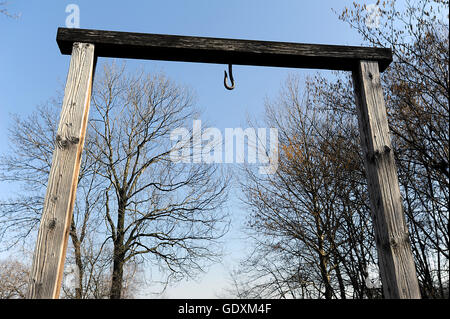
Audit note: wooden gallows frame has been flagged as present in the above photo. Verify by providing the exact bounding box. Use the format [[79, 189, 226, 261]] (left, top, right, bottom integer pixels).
[[27, 28, 421, 299]]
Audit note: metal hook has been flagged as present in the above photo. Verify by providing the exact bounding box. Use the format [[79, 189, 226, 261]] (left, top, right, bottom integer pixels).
[[224, 64, 235, 90]]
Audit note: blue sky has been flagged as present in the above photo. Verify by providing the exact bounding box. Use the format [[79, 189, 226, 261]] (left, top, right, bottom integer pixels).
[[0, 0, 372, 298]]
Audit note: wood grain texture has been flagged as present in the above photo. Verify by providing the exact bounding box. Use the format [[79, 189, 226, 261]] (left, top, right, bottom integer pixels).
[[352, 60, 421, 299], [27, 42, 95, 299], [56, 28, 392, 72]]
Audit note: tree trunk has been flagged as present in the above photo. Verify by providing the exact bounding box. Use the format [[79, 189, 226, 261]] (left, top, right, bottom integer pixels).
[[319, 253, 333, 299], [70, 220, 83, 299], [73, 241, 83, 299], [110, 249, 124, 299], [317, 234, 332, 299], [334, 261, 346, 299], [74, 249, 83, 299], [109, 200, 126, 299]]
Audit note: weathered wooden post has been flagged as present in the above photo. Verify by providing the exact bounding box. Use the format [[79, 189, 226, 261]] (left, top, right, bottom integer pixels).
[[28, 42, 95, 299], [352, 60, 421, 298]]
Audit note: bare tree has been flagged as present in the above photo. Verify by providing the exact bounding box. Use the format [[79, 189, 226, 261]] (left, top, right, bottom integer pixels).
[[61, 243, 143, 299], [231, 76, 378, 299], [0, 100, 111, 298], [0, 259, 29, 299], [312, 0, 449, 298], [88, 63, 229, 299], [0, 62, 230, 299], [260, 0, 450, 299]]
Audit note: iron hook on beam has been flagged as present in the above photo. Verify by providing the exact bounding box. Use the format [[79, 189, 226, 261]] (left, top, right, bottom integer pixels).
[[224, 64, 235, 90]]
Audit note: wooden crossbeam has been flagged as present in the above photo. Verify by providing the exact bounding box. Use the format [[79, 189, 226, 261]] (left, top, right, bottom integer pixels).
[[56, 28, 392, 72]]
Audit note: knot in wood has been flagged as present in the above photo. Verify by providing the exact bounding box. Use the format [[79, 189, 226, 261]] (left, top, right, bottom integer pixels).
[[48, 218, 57, 230], [387, 233, 410, 251], [368, 146, 391, 163], [55, 134, 80, 149], [389, 237, 399, 249]]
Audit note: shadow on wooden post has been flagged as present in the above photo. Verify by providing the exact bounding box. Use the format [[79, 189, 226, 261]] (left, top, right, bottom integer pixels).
[[27, 42, 96, 299], [352, 60, 421, 298]]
